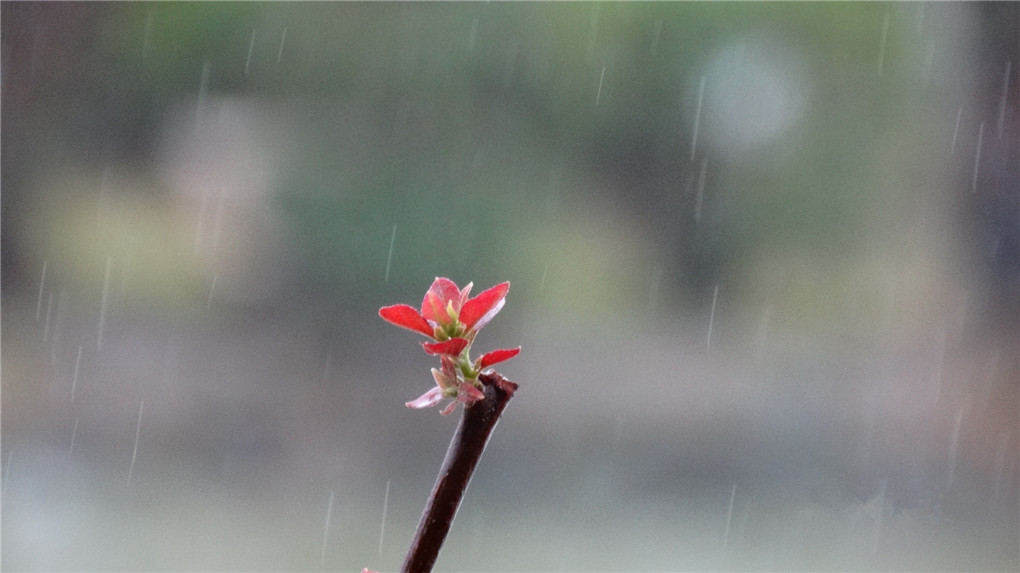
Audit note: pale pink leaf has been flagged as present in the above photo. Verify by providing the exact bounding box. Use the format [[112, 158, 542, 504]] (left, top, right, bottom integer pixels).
[[405, 386, 445, 409]]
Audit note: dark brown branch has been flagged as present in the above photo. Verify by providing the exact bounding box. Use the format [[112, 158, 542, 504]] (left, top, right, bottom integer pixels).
[[401, 372, 519, 573]]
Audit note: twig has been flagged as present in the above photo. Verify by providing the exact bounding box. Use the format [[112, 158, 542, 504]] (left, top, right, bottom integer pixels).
[[401, 372, 519, 573]]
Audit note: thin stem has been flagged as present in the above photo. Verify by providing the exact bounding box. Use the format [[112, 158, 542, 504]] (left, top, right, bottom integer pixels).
[[401, 372, 518, 573]]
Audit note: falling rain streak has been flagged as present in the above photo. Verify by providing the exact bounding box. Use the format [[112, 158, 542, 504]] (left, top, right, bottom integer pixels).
[[647, 266, 663, 314], [707, 284, 719, 349], [2, 450, 12, 498], [322, 353, 333, 383], [972, 122, 984, 193], [142, 9, 154, 61], [71, 345, 83, 402], [950, 107, 963, 154], [127, 400, 144, 485], [98, 256, 113, 350], [876, 12, 890, 76], [277, 27, 287, 63], [379, 479, 391, 556], [596, 66, 606, 106], [691, 75, 705, 162], [385, 224, 397, 283], [467, 18, 478, 51], [36, 260, 48, 321], [42, 292, 54, 342], [723, 484, 737, 548], [320, 490, 335, 565], [946, 404, 967, 487], [650, 20, 662, 57], [694, 157, 707, 223], [68, 416, 81, 460], [206, 275, 218, 309], [195, 61, 211, 129], [245, 29, 256, 76], [585, 3, 600, 65], [870, 479, 887, 556], [997, 60, 1011, 138]]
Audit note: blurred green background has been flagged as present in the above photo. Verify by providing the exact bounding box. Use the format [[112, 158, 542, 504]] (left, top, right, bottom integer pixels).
[[3, 2, 1017, 571]]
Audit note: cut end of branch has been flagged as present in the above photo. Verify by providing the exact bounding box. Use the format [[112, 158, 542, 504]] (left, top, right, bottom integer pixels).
[[478, 370, 519, 399]]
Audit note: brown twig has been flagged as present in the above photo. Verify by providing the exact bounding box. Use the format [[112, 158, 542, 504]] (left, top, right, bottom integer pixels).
[[401, 372, 519, 573]]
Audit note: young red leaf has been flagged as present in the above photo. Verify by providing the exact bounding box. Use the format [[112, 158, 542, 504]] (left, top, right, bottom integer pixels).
[[421, 277, 462, 324], [379, 304, 434, 337], [459, 281, 509, 330], [422, 337, 469, 356], [478, 347, 521, 369]]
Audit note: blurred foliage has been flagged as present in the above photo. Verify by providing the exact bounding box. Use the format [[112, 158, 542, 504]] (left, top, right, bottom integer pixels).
[[4, 2, 969, 343]]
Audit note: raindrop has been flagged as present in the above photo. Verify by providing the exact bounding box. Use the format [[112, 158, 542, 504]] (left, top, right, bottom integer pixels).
[[277, 27, 287, 63], [972, 122, 984, 193], [691, 75, 705, 162], [723, 484, 737, 548], [385, 224, 397, 283], [595, 65, 606, 106], [876, 12, 890, 76], [539, 264, 549, 294], [71, 345, 83, 402], [320, 490, 335, 566], [245, 29, 256, 76], [379, 479, 391, 556], [98, 256, 113, 350], [950, 106, 962, 154], [127, 400, 144, 485], [707, 284, 719, 349], [997, 60, 1011, 139], [35, 260, 48, 321]]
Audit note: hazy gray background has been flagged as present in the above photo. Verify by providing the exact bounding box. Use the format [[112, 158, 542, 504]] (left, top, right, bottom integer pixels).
[[3, 3, 1017, 571]]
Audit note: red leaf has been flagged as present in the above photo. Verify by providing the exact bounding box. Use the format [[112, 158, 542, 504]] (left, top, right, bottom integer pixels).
[[379, 304, 434, 337], [478, 346, 521, 369], [422, 337, 469, 356], [459, 281, 509, 330], [421, 277, 462, 323]]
